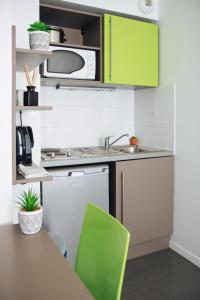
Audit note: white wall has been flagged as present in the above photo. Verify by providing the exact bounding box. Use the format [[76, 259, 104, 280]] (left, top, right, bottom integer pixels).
[[43, 0, 159, 20], [12, 0, 41, 223], [40, 87, 134, 148], [12, 0, 39, 48], [12, 0, 41, 165], [134, 85, 174, 150], [159, 0, 200, 267], [0, 0, 13, 224]]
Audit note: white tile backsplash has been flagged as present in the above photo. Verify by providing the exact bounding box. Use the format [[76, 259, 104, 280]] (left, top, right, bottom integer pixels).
[[40, 84, 174, 150], [40, 87, 134, 148], [134, 84, 175, 150], [135, 126, 158, 147]]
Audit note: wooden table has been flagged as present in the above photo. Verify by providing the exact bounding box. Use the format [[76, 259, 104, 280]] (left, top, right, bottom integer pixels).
[[0, 225, 93, 300]]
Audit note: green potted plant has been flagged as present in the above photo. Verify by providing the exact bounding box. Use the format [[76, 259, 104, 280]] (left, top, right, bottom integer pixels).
[[17, 188, 43, 235], [27, 21, 49, 50]]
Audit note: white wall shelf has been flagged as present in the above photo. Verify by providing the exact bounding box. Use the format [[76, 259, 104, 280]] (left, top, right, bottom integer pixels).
[[16, 48, 52, 71], [16, 105, 53, 111], [15, 161, 53, 185], [15, 172, 52, 184], [12, 26, 53, 185]]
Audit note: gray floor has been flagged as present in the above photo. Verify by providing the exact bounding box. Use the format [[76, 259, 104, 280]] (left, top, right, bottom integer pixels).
[[122, 249, 200, 300]]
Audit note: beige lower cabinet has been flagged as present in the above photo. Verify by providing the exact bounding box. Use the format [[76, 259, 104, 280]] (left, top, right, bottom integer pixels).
[[115, 157, 174, 259]]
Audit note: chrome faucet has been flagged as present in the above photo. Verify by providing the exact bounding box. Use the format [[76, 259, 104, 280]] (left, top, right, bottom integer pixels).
[[104, 134, 129, 150]]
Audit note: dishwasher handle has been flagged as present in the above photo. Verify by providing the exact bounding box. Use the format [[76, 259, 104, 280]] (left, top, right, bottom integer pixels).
[[52, 171, 85, 179], [83, 167, 108, 176], [52, 167, 108, 179]]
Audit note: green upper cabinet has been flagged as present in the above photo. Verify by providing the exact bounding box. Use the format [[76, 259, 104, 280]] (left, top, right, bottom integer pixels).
[[104, 14, 158, 86]]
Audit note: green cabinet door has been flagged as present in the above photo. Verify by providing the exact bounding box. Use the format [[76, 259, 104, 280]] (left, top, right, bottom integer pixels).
[[104, 14, 158, 86]]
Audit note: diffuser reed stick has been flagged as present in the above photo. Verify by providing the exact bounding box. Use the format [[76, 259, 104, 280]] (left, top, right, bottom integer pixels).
[[23, 65, 38, 86]]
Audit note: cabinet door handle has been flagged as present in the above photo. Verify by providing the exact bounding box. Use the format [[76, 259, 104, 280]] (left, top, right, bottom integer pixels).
[[121, 171, 125, 223], [109, 16, 112, 81]]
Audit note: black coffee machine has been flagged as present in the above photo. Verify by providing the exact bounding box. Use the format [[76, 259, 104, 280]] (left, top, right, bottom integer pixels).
[[16, 126, 34, 165]]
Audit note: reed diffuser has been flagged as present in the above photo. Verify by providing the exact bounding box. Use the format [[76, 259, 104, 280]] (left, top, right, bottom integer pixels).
[[23, 64, 39, 106]]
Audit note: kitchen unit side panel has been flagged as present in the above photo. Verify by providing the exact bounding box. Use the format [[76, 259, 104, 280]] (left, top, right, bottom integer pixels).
[[116, 157, 174, 247], [104, 14, 158, 86]]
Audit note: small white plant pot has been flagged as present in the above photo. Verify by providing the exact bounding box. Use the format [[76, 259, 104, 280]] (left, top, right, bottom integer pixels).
[[18, 207, 43, 235], [29, 31, 49, 50]]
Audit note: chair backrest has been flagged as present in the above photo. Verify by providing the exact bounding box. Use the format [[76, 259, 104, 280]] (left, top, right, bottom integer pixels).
[[75, 203, 130, 300]]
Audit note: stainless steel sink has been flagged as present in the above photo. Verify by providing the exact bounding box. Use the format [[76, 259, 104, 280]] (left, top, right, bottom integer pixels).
[[112, 145, 161, 154], [73, 146, 162, 158]]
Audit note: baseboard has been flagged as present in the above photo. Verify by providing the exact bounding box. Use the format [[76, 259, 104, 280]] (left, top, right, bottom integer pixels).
[[128, 237, 170, 260], [170, 240, 200, 268]]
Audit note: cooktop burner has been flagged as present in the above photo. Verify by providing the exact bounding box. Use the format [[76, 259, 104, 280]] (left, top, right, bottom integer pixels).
[[41, 148, 76, 161]]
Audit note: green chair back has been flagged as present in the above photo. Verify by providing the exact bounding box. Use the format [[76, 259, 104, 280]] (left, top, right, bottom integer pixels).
[[75, 203, 130, 300]]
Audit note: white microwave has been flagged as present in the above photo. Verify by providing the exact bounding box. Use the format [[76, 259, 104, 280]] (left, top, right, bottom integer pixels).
[[42, 46, 96, 80]]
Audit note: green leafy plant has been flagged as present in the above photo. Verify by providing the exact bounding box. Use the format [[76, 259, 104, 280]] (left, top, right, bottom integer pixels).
[[27, 21, 49, 32], [17, 188, 40, 212]]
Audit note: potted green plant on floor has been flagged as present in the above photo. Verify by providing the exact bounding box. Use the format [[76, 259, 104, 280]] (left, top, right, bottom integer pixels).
[[17, 188, 43, 235], [27, 21, 49, 50]]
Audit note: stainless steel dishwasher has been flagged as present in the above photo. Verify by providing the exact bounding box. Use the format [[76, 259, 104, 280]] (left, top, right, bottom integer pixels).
[[42, 164, 109, 266]]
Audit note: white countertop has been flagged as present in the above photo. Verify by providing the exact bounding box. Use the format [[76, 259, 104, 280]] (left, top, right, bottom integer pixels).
[[41, 146, 173, 168]]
